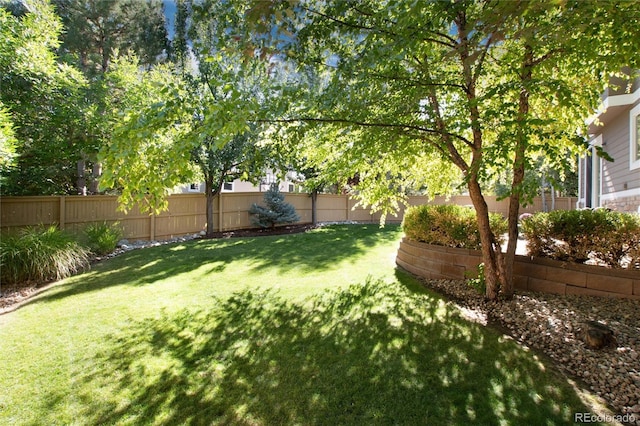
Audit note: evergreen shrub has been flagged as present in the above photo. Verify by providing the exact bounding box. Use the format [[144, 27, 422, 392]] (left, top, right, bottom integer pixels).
[[249, 183, 300, 228], [402, 204, 507, 250], [520, 209, 640, 269], [0, 225, 90, 286]]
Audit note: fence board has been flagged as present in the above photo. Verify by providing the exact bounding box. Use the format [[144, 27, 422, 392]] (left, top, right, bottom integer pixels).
[[1, 193, 578, 240]]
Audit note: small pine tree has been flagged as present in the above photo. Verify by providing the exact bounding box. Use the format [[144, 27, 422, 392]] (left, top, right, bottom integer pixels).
[[249, 183, 300, 229]]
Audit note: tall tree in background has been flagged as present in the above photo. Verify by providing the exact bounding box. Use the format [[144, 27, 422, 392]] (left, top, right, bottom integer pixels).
[[237, 0, 639, 299], [0, 0, 87, 195], [99, 52, 276, 237], [53, 0, 168, 75], [170, 0, 191, 72], [50, 0, 170, 195]]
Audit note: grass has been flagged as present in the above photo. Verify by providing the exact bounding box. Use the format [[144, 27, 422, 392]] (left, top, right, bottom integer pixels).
[[0, 224, 599, 425]]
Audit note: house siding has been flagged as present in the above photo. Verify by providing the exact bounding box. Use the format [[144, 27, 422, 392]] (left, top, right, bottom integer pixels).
[[589, 90, 640, 213], [600, 107, 634, 195]]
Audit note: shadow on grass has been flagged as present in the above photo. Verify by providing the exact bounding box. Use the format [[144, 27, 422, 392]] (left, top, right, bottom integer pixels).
[[43, 277, 593, 425], [29, 224, 401, 306]]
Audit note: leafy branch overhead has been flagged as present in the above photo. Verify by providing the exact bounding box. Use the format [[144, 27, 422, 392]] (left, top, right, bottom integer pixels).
[[231, 0, 640, 299]]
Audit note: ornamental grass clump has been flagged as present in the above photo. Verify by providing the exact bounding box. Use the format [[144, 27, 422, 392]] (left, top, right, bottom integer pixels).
[[402, 204, 507, 250], [83, 221, 123, 255], [521, 209, 640, 269], [0, 225, 90, 286]]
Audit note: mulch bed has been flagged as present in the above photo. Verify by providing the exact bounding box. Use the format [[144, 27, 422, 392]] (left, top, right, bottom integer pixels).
[[204, 224, 318, 239]]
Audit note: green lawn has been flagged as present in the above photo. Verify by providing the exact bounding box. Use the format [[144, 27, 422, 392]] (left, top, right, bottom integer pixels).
[[0, 224, 597, 425]]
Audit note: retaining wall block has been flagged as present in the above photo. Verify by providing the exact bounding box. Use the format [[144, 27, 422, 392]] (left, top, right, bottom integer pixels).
[[440, 263, 466, 280], [513, 275, 529, 291], [528, 278, 566, 295], [566, 285, 640, 300], [400, 241, 430, 258], [546, 266, 587, 288], [514, 260, 549, 281], [586, 274, 633, 295]]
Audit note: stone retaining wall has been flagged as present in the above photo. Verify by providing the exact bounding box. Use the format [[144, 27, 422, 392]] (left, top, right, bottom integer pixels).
[[396, 238, 640, 300]]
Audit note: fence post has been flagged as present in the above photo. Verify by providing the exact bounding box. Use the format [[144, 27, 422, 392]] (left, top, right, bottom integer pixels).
[[150, 211, 156, 241], [59, 196, 66, 230], [345, 195, 350, 221], [218, 193, 224, 232]]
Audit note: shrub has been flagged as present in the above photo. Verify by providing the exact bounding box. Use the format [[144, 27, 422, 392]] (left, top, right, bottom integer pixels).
[[465, 262, 487, 295], [0, 225, 90, 286], [83, 221, 123, 255], [521, 209, 640, 269], [249, 183, 300, 228], [402, 204, 508, 250]]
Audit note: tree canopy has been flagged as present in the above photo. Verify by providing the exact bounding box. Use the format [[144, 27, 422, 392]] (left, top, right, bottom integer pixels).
[[0, 0, 87, 194], [99, 43, 279, 236], [230, 0, 640, 299], [2, 0, 639, 300]]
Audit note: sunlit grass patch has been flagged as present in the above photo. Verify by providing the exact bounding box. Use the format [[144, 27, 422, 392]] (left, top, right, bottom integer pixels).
[[0, 225, 600, 425]]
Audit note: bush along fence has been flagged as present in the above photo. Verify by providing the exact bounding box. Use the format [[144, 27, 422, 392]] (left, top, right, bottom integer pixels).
[[0, 193, 577, 241]]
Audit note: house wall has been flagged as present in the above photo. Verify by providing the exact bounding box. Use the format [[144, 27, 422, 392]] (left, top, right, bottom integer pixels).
[[599, 97, 640, 212], [174, 169, 301, 194], [584, 72, 640, 213], [600, 109, 632, 195]]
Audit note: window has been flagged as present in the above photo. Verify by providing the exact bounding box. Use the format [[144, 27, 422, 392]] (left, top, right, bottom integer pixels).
[[223, 182, 233, 191], [288, 183, 295, 192], [631, 103, 640, 169], [189, 183, 200, 192], [636, 114, 640, 161]]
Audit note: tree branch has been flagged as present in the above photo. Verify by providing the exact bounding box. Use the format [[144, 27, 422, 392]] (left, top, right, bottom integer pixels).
[[301, 5, 456, 48], [260, 116, 472, 147]]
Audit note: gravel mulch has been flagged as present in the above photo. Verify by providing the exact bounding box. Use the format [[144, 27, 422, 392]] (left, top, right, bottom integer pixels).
[[419, 278, 640, 425]]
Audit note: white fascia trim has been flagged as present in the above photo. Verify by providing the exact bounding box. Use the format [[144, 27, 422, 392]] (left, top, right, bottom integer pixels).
[[588, 134, 603, 148], [600, 187, 640, 201], [603, 85, 640, 109], [586, 85, 640, 127]]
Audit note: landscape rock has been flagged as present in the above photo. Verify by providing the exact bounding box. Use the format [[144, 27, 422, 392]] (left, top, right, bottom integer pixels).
[[419, 277, 640, 420], [583, 321, 617, 349]]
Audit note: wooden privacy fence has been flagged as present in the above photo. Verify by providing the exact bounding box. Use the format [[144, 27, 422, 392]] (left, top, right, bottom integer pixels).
[[0, 193, 577, 241]]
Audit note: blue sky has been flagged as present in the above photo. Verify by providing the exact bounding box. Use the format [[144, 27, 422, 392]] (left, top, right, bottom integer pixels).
[[162, 0, 177, 39]]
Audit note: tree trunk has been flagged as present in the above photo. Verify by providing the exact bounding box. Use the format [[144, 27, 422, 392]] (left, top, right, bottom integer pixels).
[[76, 159, 87, 195], [89, 162, 102, 194], [468, 179, 507, 300], [205, 180, 215, 238], [504, 44, 535, 298]]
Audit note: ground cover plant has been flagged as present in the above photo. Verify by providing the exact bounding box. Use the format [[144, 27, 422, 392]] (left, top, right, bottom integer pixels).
[[0, 225, 599, 424]]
